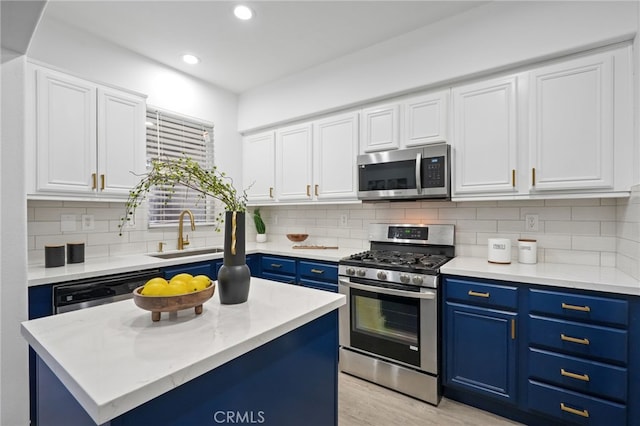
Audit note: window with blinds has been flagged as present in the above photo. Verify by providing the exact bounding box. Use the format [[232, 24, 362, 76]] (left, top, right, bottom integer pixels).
[[145, 108, 215, 226]]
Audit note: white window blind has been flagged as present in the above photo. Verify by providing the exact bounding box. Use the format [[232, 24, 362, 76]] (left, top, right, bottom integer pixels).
[[145, 108, 215, 226]]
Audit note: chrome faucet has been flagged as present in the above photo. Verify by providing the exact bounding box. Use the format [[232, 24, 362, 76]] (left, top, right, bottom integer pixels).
[[178, 210, 195, 250]]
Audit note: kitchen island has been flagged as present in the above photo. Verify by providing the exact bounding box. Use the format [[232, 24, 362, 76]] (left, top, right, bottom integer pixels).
[[21, 278, 345, 426]]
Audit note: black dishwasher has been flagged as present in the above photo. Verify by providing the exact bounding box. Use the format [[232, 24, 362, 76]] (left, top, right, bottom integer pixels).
[[53, 269, 161, 313]]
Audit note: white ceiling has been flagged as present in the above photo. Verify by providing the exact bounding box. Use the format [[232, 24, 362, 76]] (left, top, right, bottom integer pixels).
[[38, 1, 487, 93]]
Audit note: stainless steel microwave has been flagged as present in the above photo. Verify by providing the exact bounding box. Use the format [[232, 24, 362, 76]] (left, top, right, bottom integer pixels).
[[357, 143, 450, 201]]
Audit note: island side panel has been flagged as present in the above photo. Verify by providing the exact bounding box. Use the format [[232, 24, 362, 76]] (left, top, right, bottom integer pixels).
[[34, 310, 339, 426]]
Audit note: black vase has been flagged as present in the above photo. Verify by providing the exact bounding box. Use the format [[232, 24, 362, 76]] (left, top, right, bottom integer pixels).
[[217, 211, 251, 304]]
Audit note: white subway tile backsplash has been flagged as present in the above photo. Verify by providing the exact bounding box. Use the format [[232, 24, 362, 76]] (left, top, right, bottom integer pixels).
[[27, 197, 640, 276]]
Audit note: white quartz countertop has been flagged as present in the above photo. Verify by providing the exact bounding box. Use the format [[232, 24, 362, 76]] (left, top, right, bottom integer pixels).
[[28, 242, 360, 286], [21, 278, 345, 425], [442, 257, 640, 296]]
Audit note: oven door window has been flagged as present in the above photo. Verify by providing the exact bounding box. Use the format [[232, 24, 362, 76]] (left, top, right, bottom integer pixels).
[[349, 287, 420, 367], [358, 160, 417, 191]]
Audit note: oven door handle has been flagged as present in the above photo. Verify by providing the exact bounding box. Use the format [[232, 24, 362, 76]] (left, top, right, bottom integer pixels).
[[340, 279, 436, 300]]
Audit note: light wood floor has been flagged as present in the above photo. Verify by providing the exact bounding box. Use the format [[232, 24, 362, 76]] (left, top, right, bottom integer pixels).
[[338, 373, 522, 426]]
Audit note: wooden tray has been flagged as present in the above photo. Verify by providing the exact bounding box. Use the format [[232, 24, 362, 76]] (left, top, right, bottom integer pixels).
[[133, 282, 215, 322]]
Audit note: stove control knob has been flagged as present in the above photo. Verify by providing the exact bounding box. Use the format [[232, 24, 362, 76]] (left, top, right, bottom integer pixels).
[[399, 274, 411, 284], [377, 271, 387, 281], [356, 269, 366, 277], [412, 276, 424, 285], [345, 267, 355, 276]]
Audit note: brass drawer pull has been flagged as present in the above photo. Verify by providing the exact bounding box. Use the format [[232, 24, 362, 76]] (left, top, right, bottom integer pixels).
[[560, 369, 590, 382], [310, 269, 324, 274], [511, 319, 516, 340], [91, 173, 97, 189], [270, 264, 282, 268], [560, 403, 589, 418], [561, 334, 590, 345], [100, 174, 105, 190], [512, 169, 516, 187], [532, 167, 536, 186], [315, 184, 319, 196], [306, 184, 311, 197], [562, 302, 591, 312], [468, 290, 490, 298], [269, 187, 274, 198]]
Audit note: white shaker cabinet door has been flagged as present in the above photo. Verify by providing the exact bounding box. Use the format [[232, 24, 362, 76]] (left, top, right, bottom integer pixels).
[[97, 87, 146, 196], [276, 123, 313, 201], [529, 52, 614, 191], [313, 112, 359, 201], [403, 90, 449, 147], [243, 131, 276, 202], [451, 75, 519, 196], [35, 68, 97, 194], [360, 103, 400, 153]]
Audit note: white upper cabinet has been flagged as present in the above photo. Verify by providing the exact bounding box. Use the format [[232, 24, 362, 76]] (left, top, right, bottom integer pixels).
[[97, 88, 146, 196], [360, 103, 400, 153], [243, 131, 276, 203], [29, 65, 146, 200], [452, 75, 519, 196], [528, 51, 614, 192], [451, 44, 632, 200], [276, 122, 314, 202], [313, 111, 359, 201], [403, 90, 448, 147]]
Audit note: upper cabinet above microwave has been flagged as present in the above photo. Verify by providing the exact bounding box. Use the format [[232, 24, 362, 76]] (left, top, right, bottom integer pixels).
[[25, 64, 147, 201], [360, 89, 449, 154], [451, 44, 633, 201]]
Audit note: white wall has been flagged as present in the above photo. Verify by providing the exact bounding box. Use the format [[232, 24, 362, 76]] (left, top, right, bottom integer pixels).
[[27, 16, 243, 188], [0, 52, 30, 426], [238, 1, 638, 132]]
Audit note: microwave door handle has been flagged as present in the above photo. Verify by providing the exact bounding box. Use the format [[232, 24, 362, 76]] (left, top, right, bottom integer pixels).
[[415, 152, 422, 193], [340, 279, 436, 300]]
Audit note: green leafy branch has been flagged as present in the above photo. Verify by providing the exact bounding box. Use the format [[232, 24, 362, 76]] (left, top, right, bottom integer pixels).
[[253, 208, 266, 234], [118, 156, 247, 235]]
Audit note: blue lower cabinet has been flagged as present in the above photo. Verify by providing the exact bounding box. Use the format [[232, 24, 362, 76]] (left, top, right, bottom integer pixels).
[[299, 260, 338, 292], [528, 380, 626, 425], [445, 302, 518, 403], [163, 261, 214, 280], [262, 271, 297, 284], [300, 279, 338, 293]]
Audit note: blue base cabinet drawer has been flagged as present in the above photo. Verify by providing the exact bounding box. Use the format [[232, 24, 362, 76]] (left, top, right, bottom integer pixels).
[[261, 256, 296, 275], [300, 279, 338, 293], [529, 315, 627, 364], [445, 278, 518, 310], [529, 348, 627, 401], [298, 261, 338, 283], [261, 272, 296, 285], [530, 289, 628, 326], [528, 380, 626, 425]]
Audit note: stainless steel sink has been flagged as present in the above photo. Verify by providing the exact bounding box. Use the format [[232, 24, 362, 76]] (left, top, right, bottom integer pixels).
[[148, 247, 224, 259]]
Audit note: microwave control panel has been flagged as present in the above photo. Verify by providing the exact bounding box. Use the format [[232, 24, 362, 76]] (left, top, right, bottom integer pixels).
[[422, 156, 446, 188]]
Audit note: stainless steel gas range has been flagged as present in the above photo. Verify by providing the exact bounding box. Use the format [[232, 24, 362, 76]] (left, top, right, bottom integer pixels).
[[338, 223, 455, 405]]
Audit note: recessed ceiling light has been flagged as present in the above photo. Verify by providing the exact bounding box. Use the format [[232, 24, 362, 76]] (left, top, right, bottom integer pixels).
[[182, 54, 200, 65], [234, 5, 254, 20]]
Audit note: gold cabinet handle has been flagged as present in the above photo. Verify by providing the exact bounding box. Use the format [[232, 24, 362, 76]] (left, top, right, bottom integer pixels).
[[511, 318, 516, 340], [561, 334, 590, 345], [100, 174, 105, 190], [560, 403, 589, 418], [270, 263, 282, 268], [315, 184, 319, 196], [561, 302, 591, 312], [306, 184, 311, 197], [468, 290, 490, 298], [269, 187, 274, 198], [91, 173, 97, 190], [512, 169, 516, 187], [532, 167, 536, 186], [310, 268, 324, 274], [560, 368, 590, 382]]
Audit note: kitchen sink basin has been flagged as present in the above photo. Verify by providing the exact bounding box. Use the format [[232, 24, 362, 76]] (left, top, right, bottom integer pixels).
[[148, 248, 224, 259]]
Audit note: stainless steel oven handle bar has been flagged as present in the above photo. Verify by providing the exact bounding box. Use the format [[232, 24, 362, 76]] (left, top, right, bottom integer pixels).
[[339, 279, 436, 300], [415, 152, 422, 194]]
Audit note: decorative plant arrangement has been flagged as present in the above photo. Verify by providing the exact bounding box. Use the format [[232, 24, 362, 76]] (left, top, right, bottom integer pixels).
[[119, 155, 251, 304], [118, 156, 247, 235]]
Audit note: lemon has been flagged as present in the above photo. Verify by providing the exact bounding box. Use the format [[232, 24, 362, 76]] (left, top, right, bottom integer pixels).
[[187, 277, 208, 292], [140, 281, 166, 296], [192, 275, 210, 288], [145, 277, 169, 287], [163, 279, 189, 296], [170, 273, 193, 284]]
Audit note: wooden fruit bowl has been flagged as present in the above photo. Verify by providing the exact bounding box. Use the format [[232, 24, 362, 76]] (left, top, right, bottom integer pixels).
[[133, 282, 215, 322], [286, 233, 309, 242]]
